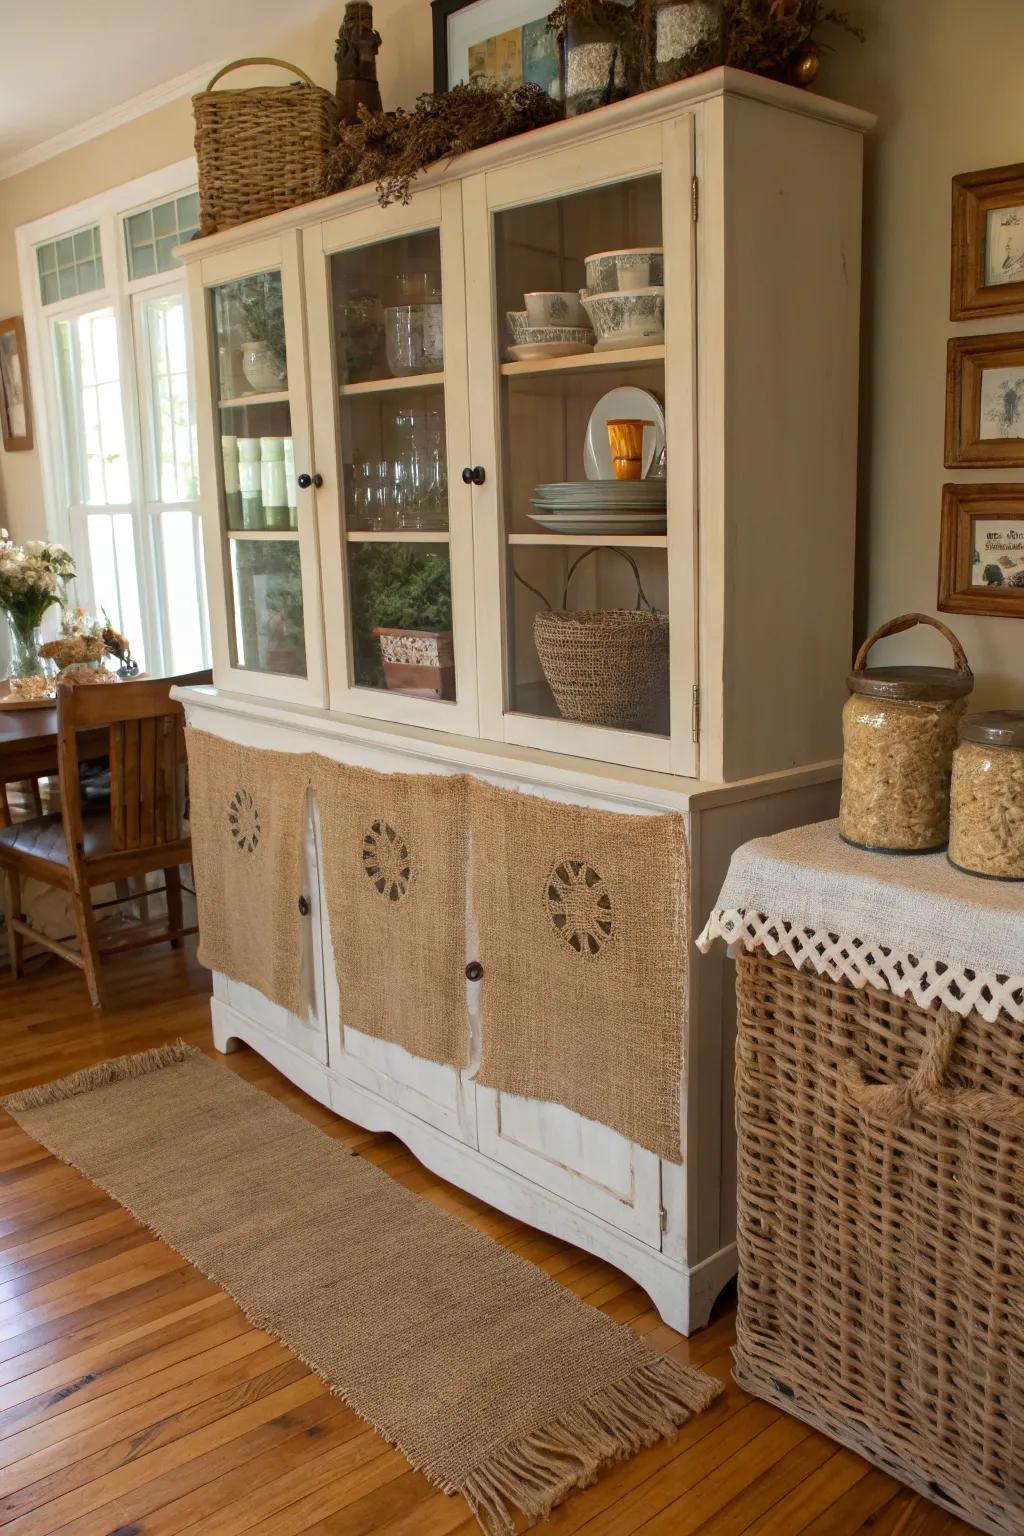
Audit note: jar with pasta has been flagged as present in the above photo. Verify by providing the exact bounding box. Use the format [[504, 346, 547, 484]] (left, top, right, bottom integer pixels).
[[949, 711, 1024, 880], [840, 613, 973, 853]]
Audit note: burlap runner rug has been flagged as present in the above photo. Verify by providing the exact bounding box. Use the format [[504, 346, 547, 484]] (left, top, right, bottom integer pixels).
[[2, 1047, 721, 1534], [310, 756, 469, 1067], [185, 729, 311, 1016], [468, 777, 688, 1161]]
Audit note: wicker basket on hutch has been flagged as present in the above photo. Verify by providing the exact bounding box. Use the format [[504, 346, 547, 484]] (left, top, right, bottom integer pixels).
[[734, 947, 1023, 1536], [193, 59, 339, 236]]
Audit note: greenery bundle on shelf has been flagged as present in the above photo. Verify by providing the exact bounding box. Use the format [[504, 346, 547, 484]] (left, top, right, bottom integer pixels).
[[234, 274, 287, 373], [348, 545, 453, 686]]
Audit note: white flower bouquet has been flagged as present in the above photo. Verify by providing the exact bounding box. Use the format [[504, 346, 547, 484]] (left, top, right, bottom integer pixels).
[[0, 527, 76, 679]]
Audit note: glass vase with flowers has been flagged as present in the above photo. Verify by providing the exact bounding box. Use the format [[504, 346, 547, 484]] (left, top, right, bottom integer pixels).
[[0, 528, 76, 681]]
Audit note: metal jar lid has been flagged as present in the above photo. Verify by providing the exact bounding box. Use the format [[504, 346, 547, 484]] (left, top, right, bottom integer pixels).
[[959, 709, 1024, 749], [848, 613, 973, 703], [846, 665, 975, 702]]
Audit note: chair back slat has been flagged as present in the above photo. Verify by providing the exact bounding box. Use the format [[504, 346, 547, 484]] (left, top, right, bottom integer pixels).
[[58, 677, 193, 861]]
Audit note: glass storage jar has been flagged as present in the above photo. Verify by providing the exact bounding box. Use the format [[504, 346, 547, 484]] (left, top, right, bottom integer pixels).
[[948, 711, 1024, 881], [840, 613, 974, 853], [651, 0, 723, 86]]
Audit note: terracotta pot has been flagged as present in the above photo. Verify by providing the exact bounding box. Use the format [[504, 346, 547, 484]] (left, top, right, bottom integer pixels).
[[374, 627, 455, 700]]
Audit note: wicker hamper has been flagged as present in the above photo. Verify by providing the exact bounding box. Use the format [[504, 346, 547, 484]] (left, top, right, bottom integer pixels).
[[193, 59, 339, 236], [734, 949, 1023, 1536]]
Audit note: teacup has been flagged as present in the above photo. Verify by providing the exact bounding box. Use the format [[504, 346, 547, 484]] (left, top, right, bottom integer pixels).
[[524, 291, 588, 329]]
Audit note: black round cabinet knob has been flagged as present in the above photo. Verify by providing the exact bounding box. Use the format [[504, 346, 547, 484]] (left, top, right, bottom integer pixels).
[[297, 895, 311, 916], [461, 466, 486, 486], [465, 960, 484, 982], [297, 472, 323, 489]]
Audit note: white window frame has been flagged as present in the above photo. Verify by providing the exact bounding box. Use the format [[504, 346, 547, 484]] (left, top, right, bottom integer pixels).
[[15, 158, 209, 673]]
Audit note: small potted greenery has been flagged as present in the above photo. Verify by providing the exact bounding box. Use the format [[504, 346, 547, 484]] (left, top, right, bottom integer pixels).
[[349, 546, 454, 699]]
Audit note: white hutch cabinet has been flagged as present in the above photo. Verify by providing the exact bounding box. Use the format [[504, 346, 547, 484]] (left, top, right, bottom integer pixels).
[[177, 68, 873, 1333]]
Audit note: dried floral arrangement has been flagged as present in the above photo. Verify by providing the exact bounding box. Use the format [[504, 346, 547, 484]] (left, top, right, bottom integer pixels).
[[725, 0, 864, 81], [320, 81, 560, 206], [546, 0, 862, 90]]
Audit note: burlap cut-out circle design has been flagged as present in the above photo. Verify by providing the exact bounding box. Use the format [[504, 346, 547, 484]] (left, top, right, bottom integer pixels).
[[227, 788, 261, 853], [546, 858, 614, 958], [362, 819, 412, 903]]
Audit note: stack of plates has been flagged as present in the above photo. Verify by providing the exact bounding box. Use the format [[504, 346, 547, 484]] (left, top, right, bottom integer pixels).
[[529, 480, 666, 535]]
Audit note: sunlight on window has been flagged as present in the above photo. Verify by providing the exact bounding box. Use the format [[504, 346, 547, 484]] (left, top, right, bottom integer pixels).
[[144, 295, 199, 503], [158, 511, 205, 673], [85, 512, 146, 670], [53, 307, 130, 506]]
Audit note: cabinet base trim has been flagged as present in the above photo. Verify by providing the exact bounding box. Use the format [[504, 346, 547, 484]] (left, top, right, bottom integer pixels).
[[211, 999, 736, 1335]]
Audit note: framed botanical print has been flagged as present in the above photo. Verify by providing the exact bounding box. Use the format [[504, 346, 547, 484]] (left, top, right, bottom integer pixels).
[[951, 162, 1024, 320], [432, 0, 561, 98], [945, 332, 1024, 467], [0, 317, 32, 453], [939, 483, 1024, 617]]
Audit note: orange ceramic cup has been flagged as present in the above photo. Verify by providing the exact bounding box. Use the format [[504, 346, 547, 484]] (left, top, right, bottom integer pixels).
[[606, 418, 654, 480]]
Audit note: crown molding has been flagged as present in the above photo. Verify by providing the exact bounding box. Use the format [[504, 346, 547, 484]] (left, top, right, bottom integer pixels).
[[0, 58, 220, 183]]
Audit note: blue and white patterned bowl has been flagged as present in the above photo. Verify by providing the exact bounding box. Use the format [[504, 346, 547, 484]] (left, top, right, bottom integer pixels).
[[506, 310, 530, 342], [580, 288, 664, 348], [585, 247, 664, 294]]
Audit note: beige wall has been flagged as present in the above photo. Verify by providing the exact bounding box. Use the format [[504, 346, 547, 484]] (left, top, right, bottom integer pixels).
[[1, 0, 1021, 707]]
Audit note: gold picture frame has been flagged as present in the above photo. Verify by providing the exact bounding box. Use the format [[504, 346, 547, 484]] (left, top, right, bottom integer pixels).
[[939, 482, 1024, 618], [951, 163, 1024, 320], [945, 331, 1024, 467]]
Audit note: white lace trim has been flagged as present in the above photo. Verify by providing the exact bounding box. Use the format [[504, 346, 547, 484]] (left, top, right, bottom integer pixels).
[[696, 909, 1024, 1025]]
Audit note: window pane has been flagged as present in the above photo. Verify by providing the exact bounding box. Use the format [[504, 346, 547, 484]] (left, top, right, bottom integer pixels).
[[141, 293, 199, 503], [36, 227, 104, 305], [158, 510, 206, 673], [52, 306, 130, 507], [152, 201, 177, 239], [124, 193, 196, 278], [84, 511, 145, 669]]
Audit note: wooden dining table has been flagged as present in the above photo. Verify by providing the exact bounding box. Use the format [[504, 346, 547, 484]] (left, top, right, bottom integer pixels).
[[0, 702, 106, 827]]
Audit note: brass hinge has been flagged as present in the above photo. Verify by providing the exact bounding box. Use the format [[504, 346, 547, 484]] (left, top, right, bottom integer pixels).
[[659, 1203, 668, 1233], [691, 175, 699, 222], [691, 683, 701, 743]]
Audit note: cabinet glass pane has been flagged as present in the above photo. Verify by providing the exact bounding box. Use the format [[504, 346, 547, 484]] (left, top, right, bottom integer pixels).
[[212, 271, 287, 400], [341, 387, 448, 533], [495, 175, 669, 737], [331, 230, 443, 386], [347, 543, 455, 701], [219, 400, 296, 532], [229, 538, 306, 677]]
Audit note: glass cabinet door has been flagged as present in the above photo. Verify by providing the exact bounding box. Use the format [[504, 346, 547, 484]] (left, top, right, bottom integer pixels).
[[306, 187, 479, 734], [190, 233, 324, 704], [464, 121, 697, 776]]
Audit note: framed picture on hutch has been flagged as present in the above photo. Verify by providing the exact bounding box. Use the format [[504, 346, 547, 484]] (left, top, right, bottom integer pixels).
[[431, 0, 561, 96], [951, 162, 1024, 320], [939, 482, 1024, 617], [945, 332, 1024, 467], [0, 317, 32, 453]]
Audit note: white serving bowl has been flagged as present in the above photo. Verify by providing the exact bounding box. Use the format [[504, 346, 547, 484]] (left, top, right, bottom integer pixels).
[[580, 287, 664, 348], [585, 247, 664, 294], [524, 291, 588, 328]]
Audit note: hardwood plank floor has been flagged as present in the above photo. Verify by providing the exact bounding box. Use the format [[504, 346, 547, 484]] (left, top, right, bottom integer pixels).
[[0, 943, 978, 1536]]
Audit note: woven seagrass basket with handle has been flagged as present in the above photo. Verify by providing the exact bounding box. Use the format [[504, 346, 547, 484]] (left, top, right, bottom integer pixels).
[[193, 59, 339, 236], [522, 548, 670, 732]]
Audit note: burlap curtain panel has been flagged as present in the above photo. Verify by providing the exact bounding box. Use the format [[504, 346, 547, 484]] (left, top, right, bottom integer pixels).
[[185, 729, 311, 1016], [310, 756, 470, 1069], [469, 778, 689, 1162]]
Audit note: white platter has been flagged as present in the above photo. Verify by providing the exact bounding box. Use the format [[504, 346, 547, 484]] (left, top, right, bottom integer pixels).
[[584, 387, 666, 479], [528, 513, 667, 534]]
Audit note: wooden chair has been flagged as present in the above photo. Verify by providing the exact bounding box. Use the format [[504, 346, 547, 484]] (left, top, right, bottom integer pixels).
[[0, 674, 207, 1008]]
